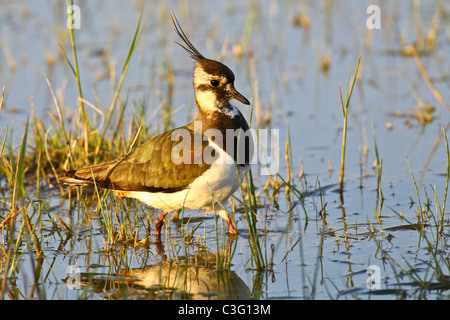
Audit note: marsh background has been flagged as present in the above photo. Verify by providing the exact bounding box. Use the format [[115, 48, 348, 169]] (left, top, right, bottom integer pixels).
[[0, 0, 449, 300]]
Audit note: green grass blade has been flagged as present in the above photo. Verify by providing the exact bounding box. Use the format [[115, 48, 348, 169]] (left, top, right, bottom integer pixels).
[[97, 9, 150, 155], [66, 0, 88, 156]]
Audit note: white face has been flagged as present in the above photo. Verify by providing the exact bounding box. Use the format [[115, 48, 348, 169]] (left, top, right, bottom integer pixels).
[[193, 65, 229, 113], [195, 89, 218, 113], [193, 65, 226, 87]]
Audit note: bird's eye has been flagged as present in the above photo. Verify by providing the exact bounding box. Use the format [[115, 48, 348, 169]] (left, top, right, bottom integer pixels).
[[210, 80, 220, 87]]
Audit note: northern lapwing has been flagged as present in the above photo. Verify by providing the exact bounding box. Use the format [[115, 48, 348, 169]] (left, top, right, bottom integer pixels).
[[59, 14, 252, 237]]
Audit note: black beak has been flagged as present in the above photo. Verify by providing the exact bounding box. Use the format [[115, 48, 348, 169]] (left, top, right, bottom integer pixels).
[[229, 85, 250, 105]]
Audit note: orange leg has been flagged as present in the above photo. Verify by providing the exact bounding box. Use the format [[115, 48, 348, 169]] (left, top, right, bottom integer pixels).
[[219, 211, 237, 235], [155, 211, 169, 237], [218, 210, 237, 235], [225, 217, 237, 235]]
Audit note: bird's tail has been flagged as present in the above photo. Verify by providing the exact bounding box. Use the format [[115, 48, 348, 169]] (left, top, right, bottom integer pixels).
[[58, 158, 123, 188]]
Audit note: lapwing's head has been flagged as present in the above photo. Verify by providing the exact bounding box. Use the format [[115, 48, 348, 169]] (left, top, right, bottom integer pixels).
[[171, 14, 250, 115]]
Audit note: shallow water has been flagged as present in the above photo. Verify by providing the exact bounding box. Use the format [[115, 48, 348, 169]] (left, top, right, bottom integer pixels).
[[1, 0, 450, 300]]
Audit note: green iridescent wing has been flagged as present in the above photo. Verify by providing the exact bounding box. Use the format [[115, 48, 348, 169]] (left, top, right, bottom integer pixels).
[[61, 123, 211, 193]]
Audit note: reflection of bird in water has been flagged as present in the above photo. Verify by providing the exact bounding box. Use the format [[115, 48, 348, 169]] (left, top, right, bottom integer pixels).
[[131, 254, 250, 300], [137, 239, 249, 299], [65, 240, 250, 299], [134, 231, 251, 300]]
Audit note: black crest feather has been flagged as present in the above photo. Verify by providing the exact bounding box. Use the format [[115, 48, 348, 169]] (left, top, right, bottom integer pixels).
[[171, 13, 205, 61]]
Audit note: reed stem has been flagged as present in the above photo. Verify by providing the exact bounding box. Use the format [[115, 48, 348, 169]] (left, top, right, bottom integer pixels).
[[338, 56, 361, 192]]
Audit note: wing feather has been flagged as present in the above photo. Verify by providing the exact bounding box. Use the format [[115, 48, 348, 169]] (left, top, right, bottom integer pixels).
[[59, 123, 211, 193]]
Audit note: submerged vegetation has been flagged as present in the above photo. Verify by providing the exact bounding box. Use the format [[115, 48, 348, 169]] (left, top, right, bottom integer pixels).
[[1, 1, 450, 300]]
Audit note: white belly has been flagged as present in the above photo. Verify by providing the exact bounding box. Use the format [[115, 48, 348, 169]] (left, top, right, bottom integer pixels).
[[118, 141, 244, 213]]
